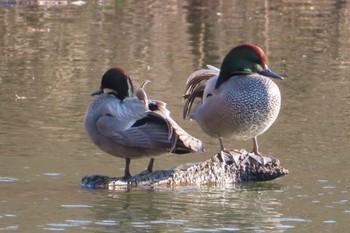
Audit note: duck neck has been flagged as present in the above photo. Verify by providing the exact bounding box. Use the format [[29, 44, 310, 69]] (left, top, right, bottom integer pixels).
[[215, 70, 252, 89]]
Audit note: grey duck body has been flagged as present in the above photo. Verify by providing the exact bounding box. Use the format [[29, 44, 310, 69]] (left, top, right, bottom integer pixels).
[[84, 67, 203, 178], [192, 73, 281, 140], [84, 94, 168, 159], [183, 44, 283, 157]]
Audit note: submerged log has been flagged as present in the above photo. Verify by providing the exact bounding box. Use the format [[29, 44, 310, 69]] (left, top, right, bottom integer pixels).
[[81, 149, 288, 190]]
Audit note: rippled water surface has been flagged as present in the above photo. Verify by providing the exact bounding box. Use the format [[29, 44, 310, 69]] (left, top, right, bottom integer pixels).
[[1, 0, 350, 232]]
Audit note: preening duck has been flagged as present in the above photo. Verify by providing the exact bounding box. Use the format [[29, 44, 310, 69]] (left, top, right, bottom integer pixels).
[[84, 68, 204, 178]]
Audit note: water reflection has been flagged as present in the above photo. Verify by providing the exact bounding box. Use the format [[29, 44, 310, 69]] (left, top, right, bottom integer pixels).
[[0, 0, 87, 6], [77, 184, 290, 233]]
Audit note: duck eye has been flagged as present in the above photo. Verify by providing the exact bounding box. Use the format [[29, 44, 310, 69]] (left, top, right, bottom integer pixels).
[[206, 93, 212, 98]]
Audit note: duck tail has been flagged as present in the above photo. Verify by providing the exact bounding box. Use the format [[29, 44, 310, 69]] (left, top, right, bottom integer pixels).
[[139, 79, 204, 154], [148, 106, 204, 154], [183, 65, 220, 119], [167, 116, 205, 154]]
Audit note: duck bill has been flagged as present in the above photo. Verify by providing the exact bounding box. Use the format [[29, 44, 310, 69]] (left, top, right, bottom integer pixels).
[[91, 88, 103, 96], [261, 66, 284, 80]]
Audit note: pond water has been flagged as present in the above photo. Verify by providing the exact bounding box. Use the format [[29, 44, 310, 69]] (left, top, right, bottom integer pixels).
[[1, 0, 350, 232]]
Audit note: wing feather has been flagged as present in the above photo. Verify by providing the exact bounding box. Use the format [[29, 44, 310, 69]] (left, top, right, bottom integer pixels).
[[183, 65, 220, 119], [96, 81, 205, 153]]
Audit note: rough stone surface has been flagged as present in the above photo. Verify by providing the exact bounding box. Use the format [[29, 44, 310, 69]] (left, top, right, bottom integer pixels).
[[81, 150, 289, 190]]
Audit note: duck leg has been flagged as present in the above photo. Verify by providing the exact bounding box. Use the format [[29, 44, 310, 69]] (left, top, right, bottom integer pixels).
[[147, 158, 155, 173], [136, 158, 155, 176], [218, 137, 237, 164], [252, 137, 266, 165], [252, 137, 260, 154], [219, 137, 225, 151], [123, 158, 132, 179], [218, 137, 226, 162]]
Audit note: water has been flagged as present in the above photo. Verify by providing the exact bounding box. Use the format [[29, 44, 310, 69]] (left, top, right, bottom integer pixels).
[[1, 0, 350, 232]]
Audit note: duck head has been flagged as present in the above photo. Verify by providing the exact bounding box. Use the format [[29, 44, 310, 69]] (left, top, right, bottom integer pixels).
[[215, 44, 284, 89], [92, 67, 134, 100]]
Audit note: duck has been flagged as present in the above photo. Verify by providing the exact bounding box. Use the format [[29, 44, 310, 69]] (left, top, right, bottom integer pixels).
[[183, 44, 283, 164], [84, 67, 204, 179]]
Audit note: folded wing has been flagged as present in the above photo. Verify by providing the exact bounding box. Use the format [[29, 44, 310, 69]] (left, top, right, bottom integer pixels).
[[97, 82, 204, 154]]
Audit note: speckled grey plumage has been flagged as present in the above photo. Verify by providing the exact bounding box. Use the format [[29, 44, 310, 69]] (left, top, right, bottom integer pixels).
[[184, 66, 281, 142], [217, 73, 281, 140]]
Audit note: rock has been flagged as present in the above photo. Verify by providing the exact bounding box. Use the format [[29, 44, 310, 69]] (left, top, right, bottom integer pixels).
[[81, 149, 288, 190]]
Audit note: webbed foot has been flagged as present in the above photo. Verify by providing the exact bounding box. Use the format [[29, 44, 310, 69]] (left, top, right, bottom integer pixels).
[[218, 150, 242, 165], [249, 153, 276, 166]]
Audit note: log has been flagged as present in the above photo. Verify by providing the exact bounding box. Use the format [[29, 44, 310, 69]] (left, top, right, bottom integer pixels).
[[81, 149, 288, 190]]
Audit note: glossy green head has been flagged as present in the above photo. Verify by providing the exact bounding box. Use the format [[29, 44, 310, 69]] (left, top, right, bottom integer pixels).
[[92, 67, 134, 100], [215, 44, 283, 89]]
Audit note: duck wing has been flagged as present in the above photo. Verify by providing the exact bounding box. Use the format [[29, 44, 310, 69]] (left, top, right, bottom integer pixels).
[[148, 105, 204, 153], [117, 107, 204, 153], [183, 65, 220, 119], [137, 80, 203, 153], [96, 82, 204, 153]]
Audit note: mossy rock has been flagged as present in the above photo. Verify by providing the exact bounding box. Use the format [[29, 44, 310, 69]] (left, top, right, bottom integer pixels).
[[81, 149, 288, 190]]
